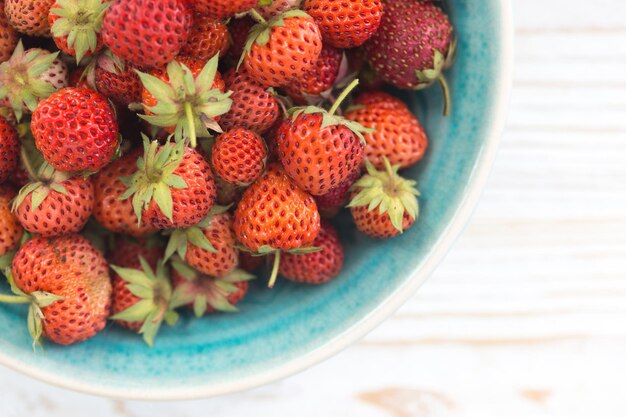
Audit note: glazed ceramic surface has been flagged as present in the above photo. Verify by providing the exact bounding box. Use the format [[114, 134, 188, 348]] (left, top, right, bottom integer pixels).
[[0, 0, 513, 399]]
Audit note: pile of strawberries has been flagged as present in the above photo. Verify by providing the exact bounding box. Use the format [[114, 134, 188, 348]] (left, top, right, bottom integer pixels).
[[0, 0, 455, 348]]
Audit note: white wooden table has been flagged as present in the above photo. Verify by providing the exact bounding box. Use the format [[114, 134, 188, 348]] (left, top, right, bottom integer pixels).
[[3, 0, 626, 415]]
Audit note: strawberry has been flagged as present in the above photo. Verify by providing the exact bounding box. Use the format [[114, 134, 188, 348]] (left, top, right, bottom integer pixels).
[[211, 128, 267, 186], [348, 158, 420, 238], [240, 10, 322, 88], [110, 253, 181, 346], [0, 0, 18, 62], [68, 66, 92, 89], [31, 87, 119, 172], [344, 91, 428, 170], [315, 166, 361, 217], [303, 0, 382, 49], [191, 0, 257, 20], [276, 79, 370, 196], [101, 0, 192, 70], [283, 43, 343, 105], [222, 16, 254, 68], [13, 163, 94, 236], [239, 251, 264, 272], [171, 258, 253, 317], [219, 68, 279, 135], [364, 0, 455, 115], [164, 208, 239, 278], [279, 219, 343, 284], [92, 150, 156, 237], [120, 136, 217, 230], [0, 115, 18, 183], [215, 176, 244, 206], [94, 53, 141, 106], [233, 162, 320, 287], [3, 234, 111, 348], [4, 0, 55, 36], [0, 184, 23, 257], [48, 0, 110, 64], [256, 0, 302, 20], [0, 41, 67, 121], [138, 55, 232, 148], [179, 15, 230, 62]]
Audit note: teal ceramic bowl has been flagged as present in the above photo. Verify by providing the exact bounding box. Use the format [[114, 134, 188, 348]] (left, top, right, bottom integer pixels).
[[0, 0, 513, 399]]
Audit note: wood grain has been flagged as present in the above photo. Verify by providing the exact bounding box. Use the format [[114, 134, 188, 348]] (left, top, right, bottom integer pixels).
[[2, 0, 626, 415]]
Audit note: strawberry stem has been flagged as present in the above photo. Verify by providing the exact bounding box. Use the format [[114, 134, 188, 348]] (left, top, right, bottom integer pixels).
[[383, 157, 396, 195], [0, 294, 30, 304], [329, 79, 359, 116], [268, 250, 281, 288], [248, 8, 267, 24], [20, 147, 37, 181], [438, 75, 451, 117], [184, 102, 197, 148]]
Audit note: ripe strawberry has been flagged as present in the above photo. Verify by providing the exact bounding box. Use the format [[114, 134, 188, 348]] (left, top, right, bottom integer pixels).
[[94, 53, 142, 106], [222, 16, 254, 68], [120, 136, 217, 230], [191, 0, 257, 19], [211, 128, 267, 186], [233, 162, 320, 287], [171, 258, 253, 317], [6, 234, 111, 347], [92, 150, 156, 237], [283, 43, 343, 105], [165, 209, 239, 278], [48, 0, 110, 64], [101, 0, 192, 70], [240, 10, 322, 88], [0, 1, 18, 62], [279, 220, 343, 284], [344, 91, 428, 169], [13, 163, 94, 236], [348, 158, 420, 238], [315, 167, 361, 217], [68, 66, 92, 89], [219, 68, 279, 135], [138, 55, 232, 148], [4, 0, 55, 36], [31, 87, 119, 172], [303, 0, 382, 49], [276, 80, 370, 196], [364, 0, 455, 114], [179, 15, 230, 61], [0, 184, 23, 256], [256, 0, 302, 20], [110, 254, 181, 346], [0, 42, 67, 120], [0, 115, 18, 183]]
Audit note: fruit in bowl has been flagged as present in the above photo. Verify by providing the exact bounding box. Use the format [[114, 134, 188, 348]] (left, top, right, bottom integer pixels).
[[0, 0, 512, 399]]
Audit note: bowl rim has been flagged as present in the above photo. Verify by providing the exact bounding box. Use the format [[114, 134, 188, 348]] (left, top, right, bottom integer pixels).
[[0, 1, 514, 400]]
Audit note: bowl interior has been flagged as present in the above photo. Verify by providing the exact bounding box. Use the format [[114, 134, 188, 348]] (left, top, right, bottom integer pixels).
[[0, 0, 510, 399]]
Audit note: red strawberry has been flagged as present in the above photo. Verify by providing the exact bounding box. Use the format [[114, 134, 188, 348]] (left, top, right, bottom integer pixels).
[[241, 10, 322, 88], [165, 209, 239, 278], [68, 66, 93, 89], [279, 220, 343, 284], [303, 0, 382, 48], [101, 0, 192, 69], [171, 258, 253, 317], [219, 68, 279, 135], [256, 0, 302, 20], [0, 0, 18, 62], [4, 0, 55, 36], [0, 184, 23, 256], [315, 167, 361, 217], [348, 158, 420, 238], [283, 43, 343, 104], [364, 0, 455, 114], [0, 115, 18, 183], [92, 150, 156, 237], [138, 55, 231, 148], [31, 87, 118, 172], [276, 80, 369, 196], [344, 91, 428, 170], [211, 128, 267, 186], [233, 162, 320, 287], [179, 15, 230, 61], [48, 0, 109, 64], [95, 54, 142, 106], [6, 234, 111, 347], [13, 163, 94, 236], [222, 16, 254, 68], [191, 0, 257, 19], [120, 137, 217, 230]]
